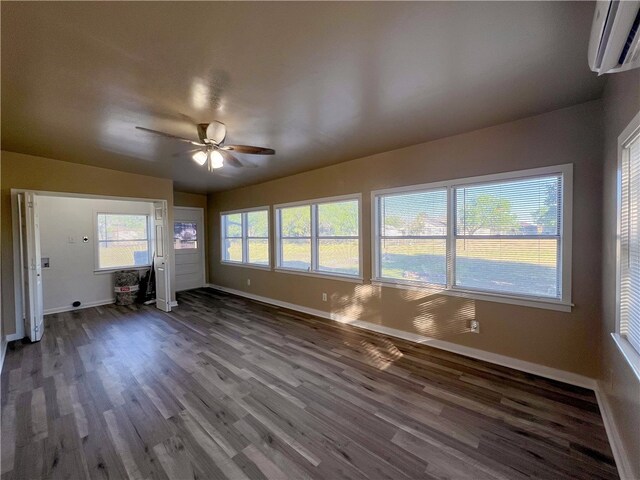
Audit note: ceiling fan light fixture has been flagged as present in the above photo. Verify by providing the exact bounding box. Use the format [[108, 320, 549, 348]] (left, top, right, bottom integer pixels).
[[210, 150, 224, 169], [192, 150, 207, 165]]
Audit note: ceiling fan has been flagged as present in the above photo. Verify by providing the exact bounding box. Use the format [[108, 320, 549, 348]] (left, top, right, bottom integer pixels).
[[135, 121, 275, 172]]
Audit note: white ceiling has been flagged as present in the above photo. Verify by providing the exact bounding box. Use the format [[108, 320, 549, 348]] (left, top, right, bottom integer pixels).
[[1, 2, 604, 193]]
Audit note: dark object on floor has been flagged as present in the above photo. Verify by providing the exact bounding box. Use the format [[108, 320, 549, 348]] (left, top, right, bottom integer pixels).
[[137, 261, 155, 304], [114, 270, 139, 305]]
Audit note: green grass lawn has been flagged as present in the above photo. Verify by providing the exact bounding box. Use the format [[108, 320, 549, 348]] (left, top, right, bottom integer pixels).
[[99, 242, 149, 269]]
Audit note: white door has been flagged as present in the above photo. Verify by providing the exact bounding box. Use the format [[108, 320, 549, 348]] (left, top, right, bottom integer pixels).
[[153, 201, 172, 312], [18, 192, 44, 342], [174, 207, 205, 291]]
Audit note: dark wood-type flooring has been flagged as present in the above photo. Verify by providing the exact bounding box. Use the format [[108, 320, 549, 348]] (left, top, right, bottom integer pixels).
[[1, 288, 618, 479]]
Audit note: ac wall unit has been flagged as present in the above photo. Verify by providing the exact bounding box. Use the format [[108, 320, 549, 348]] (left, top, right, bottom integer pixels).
[[588, 0, 640, 74]]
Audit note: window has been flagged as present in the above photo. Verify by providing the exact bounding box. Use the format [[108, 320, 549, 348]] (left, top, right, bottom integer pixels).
[[174, 221, 198, 249], [275, 196, 361, 278], [617, 112, 640, 375], [221, 208, 270, 267], [97, 213, 151, 270], [373, 165, 572, 310], [378, 189, 447, 285], [454, 175, 562, 298]]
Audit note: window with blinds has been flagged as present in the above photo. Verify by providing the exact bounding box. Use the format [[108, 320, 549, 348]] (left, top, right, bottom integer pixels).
[[221, 208, 270, 266], [454, 175, 562, 298], [620, 129, 640, 355], [377, 189, 447, 285], [373, 164, 572, 308]]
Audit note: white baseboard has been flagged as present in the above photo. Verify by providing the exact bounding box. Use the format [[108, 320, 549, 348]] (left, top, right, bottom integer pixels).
[[170, 300, 179, 308], [205, 284, 596, 390], [595, 384, 636, 480], [5, 333, 23, 342], [44, 298, 115, 315]]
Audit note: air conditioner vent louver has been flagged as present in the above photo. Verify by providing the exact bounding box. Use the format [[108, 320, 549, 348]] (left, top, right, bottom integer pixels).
[[589, 0, 640, 74], [619, 7, 640, 64]]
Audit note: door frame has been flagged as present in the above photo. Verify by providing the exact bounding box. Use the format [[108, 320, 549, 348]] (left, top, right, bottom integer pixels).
[[10, 189, 173, 340], [173, 206, 206, 291]]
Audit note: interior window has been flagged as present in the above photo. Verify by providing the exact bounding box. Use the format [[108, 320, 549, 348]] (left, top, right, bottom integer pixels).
[[97, 213, 151, 269]]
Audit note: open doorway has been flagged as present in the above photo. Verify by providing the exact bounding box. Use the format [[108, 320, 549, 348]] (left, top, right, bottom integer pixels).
[[12, 190, 173, 342]]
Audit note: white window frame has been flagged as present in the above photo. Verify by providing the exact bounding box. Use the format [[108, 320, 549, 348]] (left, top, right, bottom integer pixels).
[[614, 110, 640, 382], [372, 164, 573, 312], [94, 212, 152, 272], [274, 194, 363, 282], [220, 206, 271, 270]]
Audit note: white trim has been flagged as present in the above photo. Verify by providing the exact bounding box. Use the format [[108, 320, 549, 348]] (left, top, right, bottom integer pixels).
[[370, 280, 573, 312], [221, 207, 271, 266], [5, 333, 23, 342], [170, 300, 179, 308], [611, 333, 640, 382], [205, 283, 595, 389], [594, 383, 636, 480], [274, 268, 364, 283], [371, 163, 573, 312], [44, 298, 115, 315]]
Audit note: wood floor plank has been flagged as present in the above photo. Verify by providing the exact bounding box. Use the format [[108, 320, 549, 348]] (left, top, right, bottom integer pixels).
[[1, 287, 619, 480]]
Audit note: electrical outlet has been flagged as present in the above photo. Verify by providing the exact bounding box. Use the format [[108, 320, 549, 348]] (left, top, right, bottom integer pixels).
[[247, 279, 251, 286], [322, 293, 327, 302], [470, 320, 480, 333]]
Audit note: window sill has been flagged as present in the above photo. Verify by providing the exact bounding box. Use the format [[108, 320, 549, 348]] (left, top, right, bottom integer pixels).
[[94, 265, 151, 275], [371, 278, 572, 312], [220, 261, 272, 271], [275, 268, 363, 283], [611, 333, 640, 383]]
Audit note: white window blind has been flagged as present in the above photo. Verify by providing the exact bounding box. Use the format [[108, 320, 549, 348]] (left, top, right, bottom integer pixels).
[[276, 196, 361, 278], [221, 209, 270, 266], [621, 132, 640, 354], [377, 189, 447, 284], [454, 175, 562, 298]]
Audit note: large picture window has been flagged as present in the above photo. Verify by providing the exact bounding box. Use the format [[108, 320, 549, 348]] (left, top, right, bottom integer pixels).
[[373, 165, 572, 310], [221, 208, 270, 267], [97, 213, 151, 270], [454, 175, 562, 298], [275, 196, 361, 279]]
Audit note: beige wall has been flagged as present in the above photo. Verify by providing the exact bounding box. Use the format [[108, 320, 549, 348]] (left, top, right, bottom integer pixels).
[[1, 151, 175, 336], [209, 100, 604, 377], [174, 190, 209, 283], [601, 69, 640, 478]]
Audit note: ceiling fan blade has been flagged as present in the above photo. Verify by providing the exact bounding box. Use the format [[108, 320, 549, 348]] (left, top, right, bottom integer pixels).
[[219, 150, 257, 168], [221, 145, 275, 155], [135, 126, 204, 146]]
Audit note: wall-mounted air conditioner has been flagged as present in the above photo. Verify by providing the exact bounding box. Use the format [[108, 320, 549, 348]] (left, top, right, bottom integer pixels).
[[588, 0, 640, 74]]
